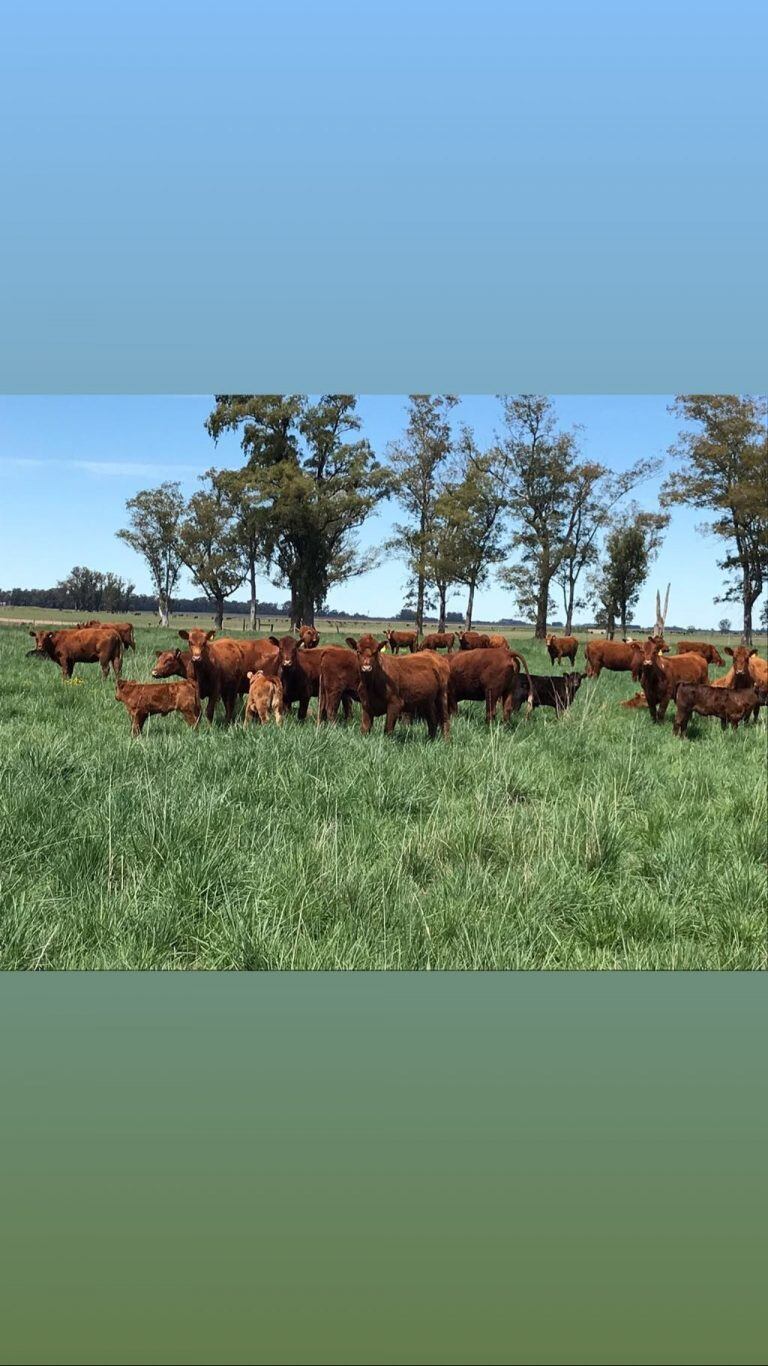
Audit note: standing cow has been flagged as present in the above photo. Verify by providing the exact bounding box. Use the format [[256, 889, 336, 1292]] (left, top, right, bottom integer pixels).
[[28, 626, 123, 680], [546, 634, 578, 667]]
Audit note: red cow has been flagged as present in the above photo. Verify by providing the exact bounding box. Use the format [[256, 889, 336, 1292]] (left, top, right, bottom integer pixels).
[[29, 626, 123, 680], [346, 636, 450, 738], [448, 647, 532, 723], [420, 631, 455, 652], [383, 628, 418, 654], [674, 640, 724, 667], [546, 634, 579, 667], [631, 641, 708, 721], [458, 631, 492, 650], [114, 679, 200, 736]]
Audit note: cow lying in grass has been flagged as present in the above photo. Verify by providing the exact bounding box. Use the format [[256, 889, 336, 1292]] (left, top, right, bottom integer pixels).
[[347, 636, 450, 738], [507, 671, 584, 717], [29, 626, 123, 680], [673, 682, 768, 737], [244, 671, 284, 727], [114, 678, 200, 736], [631, 641, 708, 722]]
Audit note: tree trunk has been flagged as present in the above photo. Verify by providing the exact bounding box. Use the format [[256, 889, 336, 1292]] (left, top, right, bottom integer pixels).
[[464, 580, 476, 631], [158, 595, 169, 628], [214, 597, 225, 630], [620, 604, 628, 638], [437, 583, 447, 632], [248, 561, 257, 631], [534, 581, 549, 639], [742, 592, 754, 647], [415, 573, 425, 637], [564, 579, 575, 635], [606, 611, 616, 640], [297, 588, 314, 628]]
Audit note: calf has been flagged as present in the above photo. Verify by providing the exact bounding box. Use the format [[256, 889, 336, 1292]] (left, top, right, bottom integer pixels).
[[674, 640, 724, 667], [546, 633, 579, 666], [448, 647, 532, 723], [458, 630, 492, 650], [346, 636, 450, 738], [28, 626, 123, 680], [631, 641, 708, 722], [244, 671, 285, 726], [298, 625, 320, 649], [383, 628, 418, 654], [114, 678, 200, 736], [585, 635, 667, 678], [507, 671, 584, 717], [420, 631, 455, 652], [673, 682, 768, 737]]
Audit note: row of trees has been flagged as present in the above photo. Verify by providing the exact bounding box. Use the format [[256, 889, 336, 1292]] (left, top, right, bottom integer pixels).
[[115, 394, 767, 642]]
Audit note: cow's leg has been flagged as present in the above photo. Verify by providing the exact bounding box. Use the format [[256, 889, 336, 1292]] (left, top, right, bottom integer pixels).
[[485, 689, 498, 724], [657, 694, 671, 722], [297, 692, 310, 721], [183, 706, 200, 728], [341, 694, 353, 722], [384, 699, 403, 734], [360, 708, 374, 736], [424, 701, 438, 739], [132, 712, 146, 737]]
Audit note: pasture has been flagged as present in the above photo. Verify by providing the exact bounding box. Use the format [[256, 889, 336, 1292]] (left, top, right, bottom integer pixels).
[[0, 621, 766, 970]]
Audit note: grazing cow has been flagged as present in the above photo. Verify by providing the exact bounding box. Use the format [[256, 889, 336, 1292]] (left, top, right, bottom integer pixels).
[[448, 646, 532, 724], [80, 620, 136, 651], [507, 671, 584, 717], [673, 682, 768, 737], [383, 628, 418, 654], [486, 634, 510, 650], [28, 626, 123, 680], [458, 630, 492, 650], [631, 641, 708, 722], [546, 634, 579, 667], [244, 670, 285, 727], [420, 631, 455, 652], [177, 629, 253, 725], [298, 625, 320, 649], [114, 678, 200, 737], [346, 636, 450, 738], [584, 636, 667, 678], [674, 640, 724, 667]]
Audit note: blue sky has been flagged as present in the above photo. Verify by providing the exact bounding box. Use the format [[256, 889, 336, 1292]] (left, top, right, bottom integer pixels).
[[0, 395, 760, 629]]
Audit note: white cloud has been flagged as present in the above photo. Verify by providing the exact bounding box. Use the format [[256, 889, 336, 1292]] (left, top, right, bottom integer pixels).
[[0, 457, 198, 478]]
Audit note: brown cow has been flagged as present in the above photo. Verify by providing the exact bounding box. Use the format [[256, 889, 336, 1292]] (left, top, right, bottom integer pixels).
[[177, 629, 253, 725], [631, 641, 708, 722], [28, 626, 123, 680], [244, 670, 285, 727], [673, 682, 768, 737], [152, 648, 192, 681], [585, 636, 668, 678], [546, 634, 578, 667], [420, 631, 455, 652], [620, 692, 648, 709], [346, 636, 450, 738], [674, 640, 724, 666], [268, 636, 353, 721], [383, 628, 418, 654], [114, 678, 200, 736], [486, 634, 510, 650], [80, 620, 136, 651], [448, 647, 532, 723], [298, 625, 320, 649], [318, 646, 361, 722], [458, 630, 492, 650], [713, 646, 768, 721]]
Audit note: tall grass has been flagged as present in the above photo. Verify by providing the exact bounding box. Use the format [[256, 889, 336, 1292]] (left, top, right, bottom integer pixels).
[[1, 625, 765, 969]]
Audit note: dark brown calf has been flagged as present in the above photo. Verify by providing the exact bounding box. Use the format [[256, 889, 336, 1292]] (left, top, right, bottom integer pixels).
[[673, 683, 768, 736], [507, 671, 584, 717], [346, 637, 450, 738], [268, 636, 352, 721], [114, 678, 200, 736], [546, 634, 578, 666], [29, 627, 123, 680]]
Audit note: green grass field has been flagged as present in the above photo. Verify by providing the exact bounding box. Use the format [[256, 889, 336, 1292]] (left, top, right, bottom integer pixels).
[[1, 620, 766, 970]]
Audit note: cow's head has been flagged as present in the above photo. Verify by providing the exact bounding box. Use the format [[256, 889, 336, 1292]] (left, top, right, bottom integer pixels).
[[347, 635, 385, 675], [724, 645, 757, 685], [268, 635, 300, 676], [632, 639, 664, 682], [178, 628, 215, 662], [647, 635, 670, 654], [565, 671, 584, 697], [28, 629, 56, 659], [152, 648, 187, 679], [710, 646, 725, 667]]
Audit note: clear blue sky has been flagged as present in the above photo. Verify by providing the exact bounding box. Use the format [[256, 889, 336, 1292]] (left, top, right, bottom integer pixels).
[[0, 395, 761, 630]]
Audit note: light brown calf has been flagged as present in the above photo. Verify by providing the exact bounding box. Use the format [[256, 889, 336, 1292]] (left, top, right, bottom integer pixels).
[[244, 670, 285, 726], [114, 678, 200, 736]]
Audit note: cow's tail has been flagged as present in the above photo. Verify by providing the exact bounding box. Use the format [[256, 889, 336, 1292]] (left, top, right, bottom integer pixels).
[[511, 650, 534, 709]]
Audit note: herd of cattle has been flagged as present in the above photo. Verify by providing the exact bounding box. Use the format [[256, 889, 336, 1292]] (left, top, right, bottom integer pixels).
[[24, 620, 768, 740]]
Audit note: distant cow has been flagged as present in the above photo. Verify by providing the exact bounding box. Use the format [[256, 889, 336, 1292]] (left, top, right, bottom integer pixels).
[[28, 626, 123, 680], [383, 628, 418, 654], [114, 678, 200, 736], [244, 671, 285, 727], [674, 640, 724, 667], [346, 636, 450, 738], [585, 636, 667, 678], [673, 682, 768, 737], [420, 631, 455, 652], [507, 671, 584, 717], [631, 640, 708, 722], [298, 625, 320, 649], [448, 646, 532, 724], [80, 620, 136, 651], [458, 630, 492, 650], [486, 634, 510, 650], [546, 634, 578, 667]]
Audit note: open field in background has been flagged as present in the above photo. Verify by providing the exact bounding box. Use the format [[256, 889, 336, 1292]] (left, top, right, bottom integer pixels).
[[1, 621, 766, 970]]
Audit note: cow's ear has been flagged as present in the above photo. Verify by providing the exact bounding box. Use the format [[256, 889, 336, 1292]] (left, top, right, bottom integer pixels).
[[178, 630, 189, 640], [749, 648, 758, 658], [206, 630, 216, 641], [268, 636, 281, 648], [724, 646, 734, 656], [345, 636, 358, 652], [374, 641, 386, 656], [28, 630, 36, 638]]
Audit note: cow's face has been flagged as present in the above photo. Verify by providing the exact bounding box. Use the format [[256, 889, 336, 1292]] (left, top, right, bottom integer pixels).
[[725, 645, 757, 684], [711, 647, 725, 667], [28, 629, 55, 657], [647, 635, 669, 654], [634, 641, 663, 682], [152, 648, 185, 679], [351, 637, 385, 675], [269, 635, 299, 675], [179, 628, 215, 662], [566, 672, 584, 697]]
